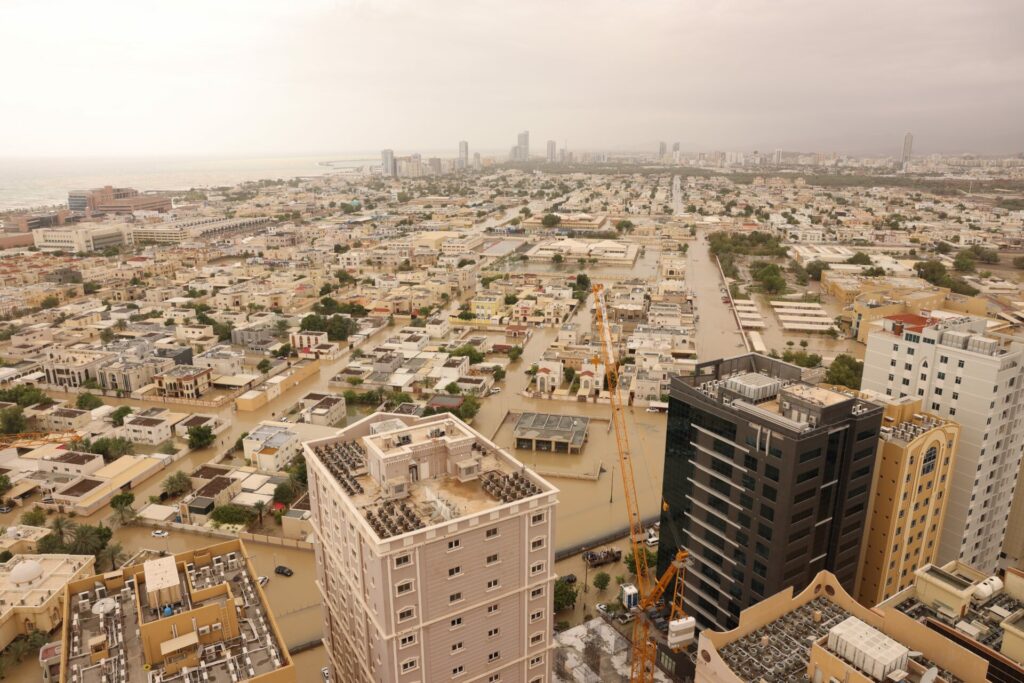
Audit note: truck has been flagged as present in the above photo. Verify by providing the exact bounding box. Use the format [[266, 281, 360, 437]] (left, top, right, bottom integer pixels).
[[582, 547, 622, 568]]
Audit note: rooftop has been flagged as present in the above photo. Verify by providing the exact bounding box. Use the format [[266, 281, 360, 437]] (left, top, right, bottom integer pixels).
[[307, 413, 555, 542], [513, 412, 590, 448], [61, 540, 292, 683]]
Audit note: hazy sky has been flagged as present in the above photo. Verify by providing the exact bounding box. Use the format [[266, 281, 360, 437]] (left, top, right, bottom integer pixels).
[[1, 0, 1022, 158]]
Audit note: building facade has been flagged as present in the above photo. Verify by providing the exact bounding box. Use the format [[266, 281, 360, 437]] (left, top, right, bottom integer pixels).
[[862, 315, 1024, 572], [304, 412, 558, 683], [656, 354, 883, 631]]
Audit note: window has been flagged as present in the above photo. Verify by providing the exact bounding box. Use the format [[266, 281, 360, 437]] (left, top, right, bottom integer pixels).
[[531, 609, 544, 622], [485, 527, 499, 539], [448, 566, 462, 578], [448, 539, 462, 551], [530, 655, 545, 667], [401, 658, 418, 673], [765, 464, 780, 481], [488, 676, 501, 683], [488, 603, 500, 614], [531, 537, 546, 551], [958, 359, 965, 368], [398, 607, 414, 622], [396, 580, 414, 596], [488, 651, 501, 663], [487, 578, 500, 590], [531, 586, 545, 599], [487, 553, 499, 565], [451, 642, 464, 654], [488, 627, 500, 638], [530, 561, 545, 575], [531, 512, 545, 525], [452, 665, 465, 677], [394, 554, 411, 568], [449, 592, 463, 604], [450, 617, 463, 629], [922, 446, 937, 475], [400, 634, 416, 648], [531, 633, 544, 645]]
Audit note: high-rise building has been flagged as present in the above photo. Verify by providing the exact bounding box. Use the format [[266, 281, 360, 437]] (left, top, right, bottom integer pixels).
[[901, 132, 913, 166], [773, 149, 783, 165], [458, 140, 469, 169], [656, 354, 883, 631], [847, 393, 960, 606], [472, 152, 482, 170], [304, 412, 559, 683], [658, 141, 667, 157], [517, 130, 529, 161], [862, 315, 1024, 572], [672, 142, 680, 152], [381, 148, 396, 177], [546, 140, 556, 163]]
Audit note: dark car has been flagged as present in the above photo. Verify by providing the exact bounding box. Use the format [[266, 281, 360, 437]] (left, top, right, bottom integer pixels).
[[274, 565, 294, 577], [560, 573, 577, 585]]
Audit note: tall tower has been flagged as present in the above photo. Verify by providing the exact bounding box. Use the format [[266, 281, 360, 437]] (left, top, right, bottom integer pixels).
[[658, 141, 667, 157], [517, 130, 529, 161], [380, 149, 395, 177], [901, 132, 914, 166], [458, 141, 468, 169], [656, 354, 883, 631], [546, 140, 556, 163]]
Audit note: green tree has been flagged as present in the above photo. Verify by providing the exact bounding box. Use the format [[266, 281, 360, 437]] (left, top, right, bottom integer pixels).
[[458, 394, 481, 420], [161, 471, 192, 498], [554, 579, 578, 612], [503, 294, 518, 305], [48, 516, 74, 545], [83, 436, 133, 462], [825, 354, 864, 390], [257, 359, 272, 374], [76, 393, 103, 410], [187, 425, 216, 449], [624, 548, 658, 576], [457, 310, 475, 321], [493, 367, 506, 381], [210, 504, 251, 526], [110, 492, 136, 524], [83, 282, 101, 294], [551, 253, 564, 264], [110, 405, 133, 426], [0, 473, 10, 494], [20, 507, 47, 526], [97, 541, 127, 571], [451, 345, 485, 364], [40, 295, 60, 309], [273, 480, 296, 505], [0, 405, 26, 434], [253, 500, 268, 527], [593, 571, 611, 592], [507, 346, 523, 362], [0, 385, 54, 407], [953, 251, 976, 272], [67, 524, 107, 555], [846, 251, 873, 265], [444, 381, 461, 395], [541, 213, 562, 228], [100, 328, 115, 344]]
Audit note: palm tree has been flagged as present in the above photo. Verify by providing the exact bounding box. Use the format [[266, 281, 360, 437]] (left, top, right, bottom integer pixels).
[[49, 516, 75, 546], [161, 471, 192, 498], [7, 637, 31, 663], [68, 525, 103, 556], [97, 542, 127, 571], [253, 501, 267, 528]]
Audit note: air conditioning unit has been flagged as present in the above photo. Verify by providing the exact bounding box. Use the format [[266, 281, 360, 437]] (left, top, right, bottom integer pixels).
[[198, 625, 211, 636]]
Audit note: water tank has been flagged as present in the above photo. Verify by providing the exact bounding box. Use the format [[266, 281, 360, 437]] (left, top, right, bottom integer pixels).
[[620, 584, 639, 611]]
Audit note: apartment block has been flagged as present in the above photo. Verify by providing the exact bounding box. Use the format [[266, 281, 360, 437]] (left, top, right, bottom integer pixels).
[[58, 540, 294, 683], [850, 393, 960, 606], [862, 315, 1024, 571], [303, 412, 558, 683], [657, 354, 883, 631], [153, 365, 213, 399]]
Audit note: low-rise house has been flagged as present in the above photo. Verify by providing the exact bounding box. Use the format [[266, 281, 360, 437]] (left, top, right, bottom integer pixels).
[[153, 365, 212, 399], [299, 392, 347, 426], [242, 424, 301, 472]]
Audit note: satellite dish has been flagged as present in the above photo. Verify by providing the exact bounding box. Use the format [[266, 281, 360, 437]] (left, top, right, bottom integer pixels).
[[920, 667, 939, 683]]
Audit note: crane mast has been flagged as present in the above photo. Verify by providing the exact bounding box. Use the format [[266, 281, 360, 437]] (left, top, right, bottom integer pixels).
[[591, 283, 691, 683]]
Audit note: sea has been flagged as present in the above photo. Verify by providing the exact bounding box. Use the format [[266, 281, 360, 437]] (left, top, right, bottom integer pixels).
[[0, 155, 378, 211]]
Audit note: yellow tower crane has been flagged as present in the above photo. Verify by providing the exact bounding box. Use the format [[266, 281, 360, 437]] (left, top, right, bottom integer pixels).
[[591, 283, 693, 683]]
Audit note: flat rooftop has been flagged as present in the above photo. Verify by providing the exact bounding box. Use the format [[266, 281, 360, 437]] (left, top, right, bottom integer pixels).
[[62, 541, 291, 683], [307, 413, 554, 541], [514, 412, 590, 447]]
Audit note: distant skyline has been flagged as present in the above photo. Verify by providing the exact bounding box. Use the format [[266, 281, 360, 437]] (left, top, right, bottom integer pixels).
[[1, 0, 1022, 158]]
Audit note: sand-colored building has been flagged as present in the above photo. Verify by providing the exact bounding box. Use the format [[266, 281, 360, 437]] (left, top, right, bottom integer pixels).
[[0, 554, 95, 654], [849, 285, 988, 342], [853, 394, 961, 606], [695, 569, 991, 683], [59, 539, 294, 683]]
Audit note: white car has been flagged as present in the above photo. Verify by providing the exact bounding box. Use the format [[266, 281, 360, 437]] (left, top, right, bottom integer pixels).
[[489, 387, 501, 395], [258, 576, 269, 587], [596, 603, 610, 616], [646, 407, 660, 413], [321, 667, 331, 682], [151, 530, 169, 538]]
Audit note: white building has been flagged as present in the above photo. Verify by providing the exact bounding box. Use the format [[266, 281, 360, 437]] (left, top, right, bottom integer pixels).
[[243, 423, 301, 472], [862, 315, 1024, 572]]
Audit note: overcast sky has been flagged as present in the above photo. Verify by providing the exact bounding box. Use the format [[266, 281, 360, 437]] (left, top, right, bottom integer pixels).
[[1, 0, 1021, 158]]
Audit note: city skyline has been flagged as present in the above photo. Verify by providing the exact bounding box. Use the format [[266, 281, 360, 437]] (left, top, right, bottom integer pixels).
[[1, 0, 1022, 158]]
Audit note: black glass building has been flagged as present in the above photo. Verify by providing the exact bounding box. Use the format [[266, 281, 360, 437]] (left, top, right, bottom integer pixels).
[[656, 354, 883, 630]]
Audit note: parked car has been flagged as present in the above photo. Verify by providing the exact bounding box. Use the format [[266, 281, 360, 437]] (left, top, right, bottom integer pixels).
[[258, 576, 269, 587], [151, 530, 169, 538], [646, 407, 660, 413], [489, 387, 501, 395], [561, 573, 577, 585], [596, 603, 610, 616], [0, 506, 11, 514], [275, 565, 294, 577], [321, 667, 330, 683], [616, 612, 635, 625]]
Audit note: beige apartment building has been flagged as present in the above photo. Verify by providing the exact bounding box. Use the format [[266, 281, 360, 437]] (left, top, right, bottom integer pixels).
[[304, 412, 558, 683], [853, 394, 960, 606]]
